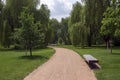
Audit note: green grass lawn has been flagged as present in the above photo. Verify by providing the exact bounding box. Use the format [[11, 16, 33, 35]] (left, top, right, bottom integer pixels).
[[0, 48, 54, 80], [57, 45, 120, 80]]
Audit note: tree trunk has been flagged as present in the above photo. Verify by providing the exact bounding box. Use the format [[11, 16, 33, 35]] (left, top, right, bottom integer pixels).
[[106, 39, 110, 49], [88, 35, 92, 47], [110, 44, 112, 54], [30, 47, 32, 57], [110, 40, 112, 54], [26, 46, 27, 56], [106, 40, 109, 49], [88, 25, 92, 47]]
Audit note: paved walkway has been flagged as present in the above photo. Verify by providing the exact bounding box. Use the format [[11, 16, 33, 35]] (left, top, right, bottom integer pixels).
[[24, 47, 97, 80]]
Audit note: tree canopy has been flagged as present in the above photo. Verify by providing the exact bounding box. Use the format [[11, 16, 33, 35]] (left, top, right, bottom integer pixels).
[[101, 0, 120, 47], [15, 7, 42, 56], [0, 0, 120, 55]]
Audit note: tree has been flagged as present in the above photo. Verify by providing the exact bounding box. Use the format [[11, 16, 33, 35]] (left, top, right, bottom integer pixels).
[[5, 0, 40, 29], [0, 0, 3, 45], [83, 0, 110, 46], [69, 1, 82, 45], [2, 20, 12, 48], [70, 23, 81, 46], [69, 1, 87, 47], [69, 1, 82, 25], [70, 22, 87, 47], [17, 7, 42, 56], [0, 0, 40, 47], [60, 18, 71, 45], [49, 18, 60, 44], [101, 0, 120, 50], [38, 4, 50, 46], [0, 0, 51, 49]]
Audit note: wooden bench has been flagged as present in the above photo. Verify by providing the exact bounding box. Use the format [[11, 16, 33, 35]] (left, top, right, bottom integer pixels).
[[83, 54, 101, 69]]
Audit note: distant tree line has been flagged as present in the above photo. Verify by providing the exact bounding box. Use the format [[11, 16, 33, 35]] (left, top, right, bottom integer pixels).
[[49, 0, 120, 48], [0, 0, 120, 55]]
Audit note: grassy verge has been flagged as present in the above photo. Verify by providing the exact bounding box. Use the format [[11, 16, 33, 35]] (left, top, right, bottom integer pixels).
[[57, 45, 120, 80], [0, 48, 54, 80]]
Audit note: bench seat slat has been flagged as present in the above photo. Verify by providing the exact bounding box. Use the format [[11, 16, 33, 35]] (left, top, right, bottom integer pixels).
[[83, 54, 98, 63]]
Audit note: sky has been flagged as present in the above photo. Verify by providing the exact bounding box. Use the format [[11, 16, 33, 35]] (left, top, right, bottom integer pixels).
[[40, 0, 82, 21]]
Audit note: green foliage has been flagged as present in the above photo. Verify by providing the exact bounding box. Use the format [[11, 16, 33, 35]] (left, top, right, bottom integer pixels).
[[49, 18, 70, 45], [5, 0, 40, 28], [2, 20, 12, 48], [101, 7, 116, 37], [60, 18, 71, 45], [69, 1, 82, 43], [101, 1, 120, 40], [0, 0, 42, 48], [84, 0, 110, 46], [39, 4, 50, 45], [69, 1, 87, 47], [70, 1, 82, 25], [58, 37, 63, 45], [49, 18, 60, 44], [0, 0, 51, 49], [14, 7, 43, 56], [39, 4, 50, 25], [0, 0, 3, 45], [70, 22, 87, 47], [70, 23, 80, 46], [1, 0, 120, 48]]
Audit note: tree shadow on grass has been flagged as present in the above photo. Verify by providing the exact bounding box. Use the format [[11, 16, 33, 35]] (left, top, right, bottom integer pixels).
[[18, 55, 48, 60], [112, 53, 120, 55], [0, 48, 15, 51], [74, 47, 92, 49]]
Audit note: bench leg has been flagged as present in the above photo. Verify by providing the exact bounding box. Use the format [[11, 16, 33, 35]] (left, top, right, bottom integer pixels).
[[88, 62, 101, 69]]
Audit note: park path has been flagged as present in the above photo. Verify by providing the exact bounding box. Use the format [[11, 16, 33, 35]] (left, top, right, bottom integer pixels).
[[24, 47, 97, 80]]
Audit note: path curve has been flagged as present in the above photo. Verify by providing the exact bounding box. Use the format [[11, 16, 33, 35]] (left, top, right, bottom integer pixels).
[[24, 47, 97, 80]]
